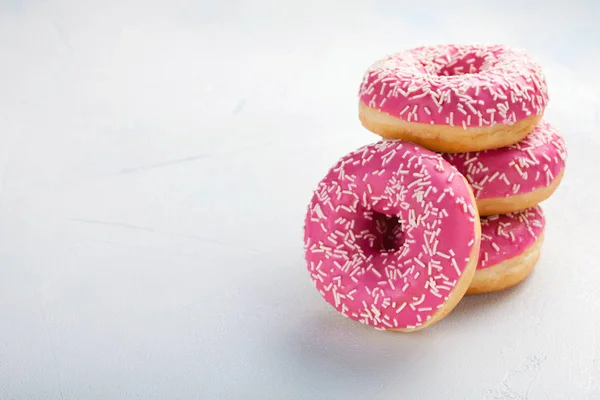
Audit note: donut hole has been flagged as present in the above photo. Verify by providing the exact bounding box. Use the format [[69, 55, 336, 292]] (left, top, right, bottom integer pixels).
[[360, 212, 404, 253], [376, 214, 404, 252], [436, 54, 486, 76], [353, 210, 406, 255]]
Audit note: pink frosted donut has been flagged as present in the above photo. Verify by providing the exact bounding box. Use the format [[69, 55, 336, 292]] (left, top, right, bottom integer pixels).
[[442, 120, 566, 216], [303, 140, 481, 331], [358, 44, 548, 153], [468, 207, 545, 294]]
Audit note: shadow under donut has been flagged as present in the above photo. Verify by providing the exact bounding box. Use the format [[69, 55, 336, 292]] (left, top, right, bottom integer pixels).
[[271, 311, 425, 398], [446, 270, 536, 321]]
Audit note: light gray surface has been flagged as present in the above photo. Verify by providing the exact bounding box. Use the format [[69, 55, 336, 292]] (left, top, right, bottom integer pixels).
[[0, 1, 599, 399]]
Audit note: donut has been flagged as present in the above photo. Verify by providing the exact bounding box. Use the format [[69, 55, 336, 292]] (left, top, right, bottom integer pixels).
[[442, 120, 566, 216], [303, 140, 481, 331], [358, 44, 548, 153], [468, 207, 545, 295]]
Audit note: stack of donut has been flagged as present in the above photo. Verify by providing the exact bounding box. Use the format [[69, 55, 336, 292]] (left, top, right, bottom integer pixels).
[[303, 44, 567, 332]]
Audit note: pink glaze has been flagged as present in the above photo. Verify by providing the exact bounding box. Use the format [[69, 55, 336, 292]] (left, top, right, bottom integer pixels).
[[442, 120, 566, 199], [479, 207, 545, 269], [359, 45, 548, 128], [303, 140, 479, 330]]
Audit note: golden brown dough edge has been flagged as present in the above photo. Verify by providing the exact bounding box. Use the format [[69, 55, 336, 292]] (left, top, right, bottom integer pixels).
[[358, 102, 542, 153], [476, 170, 565, 216]]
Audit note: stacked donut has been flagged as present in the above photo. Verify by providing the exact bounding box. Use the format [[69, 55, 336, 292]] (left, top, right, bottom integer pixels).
[[303, 45, 567, 331]]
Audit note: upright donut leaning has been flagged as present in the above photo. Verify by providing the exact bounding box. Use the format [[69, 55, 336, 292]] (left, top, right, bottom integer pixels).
[[304, 140, 481, 331]]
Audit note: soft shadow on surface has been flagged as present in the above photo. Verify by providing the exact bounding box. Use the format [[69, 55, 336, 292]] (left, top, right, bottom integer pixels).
[[284, 312, 419, 370], [446, 273, 534, 321], [272, 311, 425, 399]]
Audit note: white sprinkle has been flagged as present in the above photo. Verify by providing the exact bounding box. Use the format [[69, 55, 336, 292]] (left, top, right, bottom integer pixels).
[[451, 258, 460, 276], [413, 294, 425, 306], [382, 319, 393, 328], [546, 169, 554, 185], [313, 203, 326, 220], [437, 192, 446, 203], [340, 205, 353, 213], [514, 163, 524, 177], [372, 291, 380, 305], [463, 156, 478, 166], [467, 204, 476, 217], [333, 288, 340, 307], [389, 279, 396, 290], [395, 302, 407, 314]]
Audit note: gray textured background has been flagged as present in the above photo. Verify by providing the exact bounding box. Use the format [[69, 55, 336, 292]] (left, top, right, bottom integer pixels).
[[0, 0, 598, 399]]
